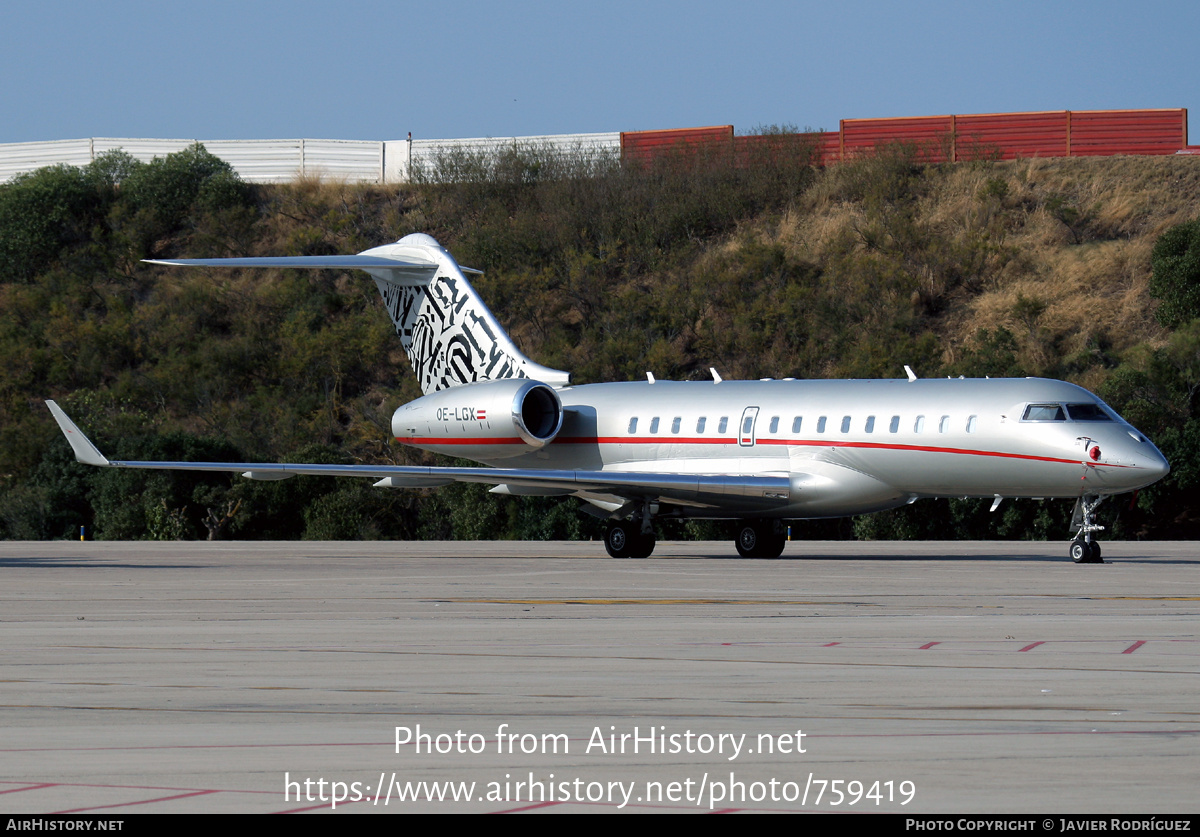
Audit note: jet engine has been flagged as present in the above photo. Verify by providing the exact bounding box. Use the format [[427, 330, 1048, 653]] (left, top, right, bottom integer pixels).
[[392, 378, 563, 459]]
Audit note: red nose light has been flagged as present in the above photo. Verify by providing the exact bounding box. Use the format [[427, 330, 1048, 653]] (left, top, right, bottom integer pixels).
[[1089, 446, 1101, 461]]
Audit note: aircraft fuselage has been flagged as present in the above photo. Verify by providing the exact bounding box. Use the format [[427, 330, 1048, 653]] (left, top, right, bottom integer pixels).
[[394, 376, 1168, 519]]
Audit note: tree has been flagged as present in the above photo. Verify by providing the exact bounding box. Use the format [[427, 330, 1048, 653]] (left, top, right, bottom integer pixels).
[[0, 165, 101, 282], [1149, 219, 1200, 329], [117, 143, 255, 258]]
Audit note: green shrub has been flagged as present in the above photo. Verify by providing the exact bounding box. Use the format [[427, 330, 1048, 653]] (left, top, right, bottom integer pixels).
[[0, 165, 101, 282], [1149, 219, 1200, 329]]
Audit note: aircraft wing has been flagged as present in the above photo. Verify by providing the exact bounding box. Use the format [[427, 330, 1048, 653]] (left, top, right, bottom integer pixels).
[[46, 402, 791, 512]]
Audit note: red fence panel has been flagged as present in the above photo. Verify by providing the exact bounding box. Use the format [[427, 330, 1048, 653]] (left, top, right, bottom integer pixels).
[[620, 126, 733, 164], [814, 131, 840, 165], [622, 109, 1187, 168], [1069, 109, 1187, 156], [834, 109, 1186, 162], [732, 132, 836, 167], [841, 115, 955, 162], [954, 111, 1068, 160]]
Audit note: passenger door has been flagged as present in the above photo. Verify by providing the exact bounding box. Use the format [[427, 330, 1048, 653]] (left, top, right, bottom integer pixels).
[[739, 407, 759, 447]]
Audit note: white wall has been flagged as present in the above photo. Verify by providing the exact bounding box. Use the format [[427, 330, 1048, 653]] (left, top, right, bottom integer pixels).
[[0, 133, 621, 184]]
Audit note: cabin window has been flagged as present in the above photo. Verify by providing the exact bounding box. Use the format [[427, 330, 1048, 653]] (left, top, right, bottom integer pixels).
[[742, 415, 754, 435], [671, 417, 681, 434], [1023, 404, 1066, 421], [650, 417, 660, 434], [865, 415, 875, 433], [939, 415, 950, 433], [967, 415, 977, 433], [817, 416, 827, 433], [718, 417, 729, 434], [627, 417, 638, 434], [840, 415, 851, 433], [791, 416, 802, 433], [889, 415, 900, 433], [769, 416, 779, 434], [1066, 403, 1114, 421], [914, 415, 925, 433], [696, 416, 707, 433]]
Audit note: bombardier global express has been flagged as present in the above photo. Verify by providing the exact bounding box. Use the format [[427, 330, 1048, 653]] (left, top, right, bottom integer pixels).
[[47, 234, 1169, 562]]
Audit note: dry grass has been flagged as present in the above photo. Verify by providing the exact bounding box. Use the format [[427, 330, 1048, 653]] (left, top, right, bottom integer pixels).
[[954, 157, 1200, 357], [718, 153, 1200, 380]]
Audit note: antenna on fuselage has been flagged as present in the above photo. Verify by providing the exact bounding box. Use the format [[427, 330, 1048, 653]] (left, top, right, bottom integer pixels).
[[710, 368, 723, 384], [904, 365, 918, 382]]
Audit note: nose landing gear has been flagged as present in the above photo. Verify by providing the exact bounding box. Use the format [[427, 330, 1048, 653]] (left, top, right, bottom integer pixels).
[[1069, 495, 1105, 563]]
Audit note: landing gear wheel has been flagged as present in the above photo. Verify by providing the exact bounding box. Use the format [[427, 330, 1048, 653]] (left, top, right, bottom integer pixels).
[[1070, 539, 1092, 563], [605, 521, 656, 558], [1090, 542, 1102, 562], [760, 532, 787, 559], [605, 521, 634, 558], [736, 523, 762, 558], [629, 531, 656, 559], [735, 521, 786, 558]]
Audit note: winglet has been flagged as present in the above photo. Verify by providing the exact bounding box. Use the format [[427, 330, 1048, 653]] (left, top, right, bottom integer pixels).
[[45, 401, 111, 466]]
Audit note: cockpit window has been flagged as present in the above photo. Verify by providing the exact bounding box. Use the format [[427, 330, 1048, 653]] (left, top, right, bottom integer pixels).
[[1065, 403, 1113, 421], [1022, 404, 1066, 421]]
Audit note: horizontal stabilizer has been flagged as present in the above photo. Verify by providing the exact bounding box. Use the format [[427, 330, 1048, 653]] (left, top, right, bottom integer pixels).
[[145, 255, 440, 285], [146, 255, 435, 269]]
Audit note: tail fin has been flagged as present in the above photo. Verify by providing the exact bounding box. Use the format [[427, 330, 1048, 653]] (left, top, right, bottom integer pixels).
[[147, 233, 569, 395], [361, 234, 569, 394]]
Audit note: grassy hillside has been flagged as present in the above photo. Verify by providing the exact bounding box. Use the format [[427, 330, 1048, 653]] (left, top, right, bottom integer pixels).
[[2, 143, 1198, 541]]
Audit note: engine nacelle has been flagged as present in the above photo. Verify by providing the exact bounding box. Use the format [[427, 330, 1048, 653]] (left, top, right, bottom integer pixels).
[[392, 378, 563, 459]]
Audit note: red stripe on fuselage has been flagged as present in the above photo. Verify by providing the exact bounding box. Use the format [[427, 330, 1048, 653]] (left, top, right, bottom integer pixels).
[[395, 435, 1134, 468]]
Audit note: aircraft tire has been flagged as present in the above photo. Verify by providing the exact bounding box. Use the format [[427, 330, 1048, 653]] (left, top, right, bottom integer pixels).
[[629, 532, 656, 559], [735, 522, 763, 558], [736, 521, 787, 558], [1070, 540, 1092, 563], [605, 521, 634, 559], [1090, 543, 1102, 562], [760, 532, 787, 559]]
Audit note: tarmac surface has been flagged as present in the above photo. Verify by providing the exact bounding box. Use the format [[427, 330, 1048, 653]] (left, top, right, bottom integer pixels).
[[1, 539, 1197, 814]]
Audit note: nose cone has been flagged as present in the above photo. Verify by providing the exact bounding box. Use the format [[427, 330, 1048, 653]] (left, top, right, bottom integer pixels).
[[1119, 432, 1170, 491], [1138, 444, 1171, 485]]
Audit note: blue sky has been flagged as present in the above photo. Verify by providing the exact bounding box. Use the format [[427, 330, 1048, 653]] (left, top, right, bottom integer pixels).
[[3, 0, 1197, 143]]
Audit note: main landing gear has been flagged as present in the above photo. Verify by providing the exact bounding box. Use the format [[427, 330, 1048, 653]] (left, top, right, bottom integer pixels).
[[602, 511, 790, 560], [1069, 495, 1105, 564], [604, 519, 656, 559], [735, 520, 787, 559], [604, 499, 657, 559]]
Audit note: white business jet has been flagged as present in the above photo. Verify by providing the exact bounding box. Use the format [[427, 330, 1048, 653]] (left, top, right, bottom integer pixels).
[[47, 234, 1169, 562]]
